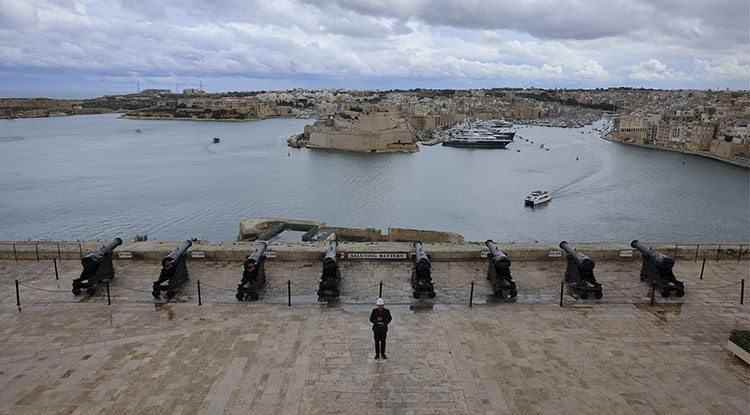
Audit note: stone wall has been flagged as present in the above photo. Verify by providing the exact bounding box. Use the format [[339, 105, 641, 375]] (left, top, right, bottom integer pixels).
[[1, 240, 745, 263]]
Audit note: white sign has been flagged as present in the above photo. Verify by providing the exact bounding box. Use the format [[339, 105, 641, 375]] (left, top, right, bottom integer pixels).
[[548, 250, 563, 258], [191, 251, 205, 258], [118, 252, 133, 259], [619, 250, 633, 257], [263, 251, 277, 258], [480, 251, 490, 258], [348, 252, 408, 259]]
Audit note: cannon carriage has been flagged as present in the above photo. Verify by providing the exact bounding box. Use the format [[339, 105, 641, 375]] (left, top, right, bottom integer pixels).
[[485, 240, 517, 298], [317, 239, 341, 298], [631, 240, 684, 297], [72, 238, 122, 295], [237, 242, 268, 301], [152, 240, 192, 299], [560, 241, 602, 299], [411, 241, 436, 299]]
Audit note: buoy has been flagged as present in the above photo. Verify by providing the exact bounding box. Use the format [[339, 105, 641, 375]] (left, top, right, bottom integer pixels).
[[576, 155, 579, 161], [288, 151, 290, 157]]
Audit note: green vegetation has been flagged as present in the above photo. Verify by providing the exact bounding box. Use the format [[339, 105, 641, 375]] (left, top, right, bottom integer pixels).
[[516, 91, 617, 111], [729, 330, 750, 352]]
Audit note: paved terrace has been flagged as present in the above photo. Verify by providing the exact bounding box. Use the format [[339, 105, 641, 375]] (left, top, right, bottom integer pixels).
[[0, 243, 748, 414]]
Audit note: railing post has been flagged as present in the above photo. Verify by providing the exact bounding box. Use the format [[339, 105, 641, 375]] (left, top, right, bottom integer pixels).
[[106, 280, 111, 305], [694, 244, 699, 262], [559, 281, 564, 307], [57, 243, 61, 261], [15, 279, 20, 306], [650, 283, 656, 306], [54, 258, 59, 280], [379, 281, 383, 298], [700, 257, 706, 279], [716, 244, 721, 262], [673, 244, 678, 261], [35, 244, 39, 261], [469, 280, 474, 307], [287, 280, 292, 306], [741, 279, 745, 305], [13, 243, 17, 262], [197, 280, 202, 305]]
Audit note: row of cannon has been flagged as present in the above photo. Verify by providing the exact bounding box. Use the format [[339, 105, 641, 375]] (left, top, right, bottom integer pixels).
[[70, 238, 685, 300]]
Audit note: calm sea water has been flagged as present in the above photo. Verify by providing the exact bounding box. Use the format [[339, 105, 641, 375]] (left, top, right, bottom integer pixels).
[[0, 114, 748, 243]]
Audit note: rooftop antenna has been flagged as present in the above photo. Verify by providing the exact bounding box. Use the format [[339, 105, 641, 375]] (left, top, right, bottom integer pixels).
[[176, 83, 178, 93], [137, 79, 140, 93], [200, 80, 203, 91]]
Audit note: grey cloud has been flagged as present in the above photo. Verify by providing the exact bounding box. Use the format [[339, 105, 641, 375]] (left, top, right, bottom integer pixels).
[[0, 0, 39, 30]]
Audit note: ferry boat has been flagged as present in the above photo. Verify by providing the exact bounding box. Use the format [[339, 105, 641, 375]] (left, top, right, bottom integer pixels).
[[524, 190, 551, 206], [213, 137, 221, 143]]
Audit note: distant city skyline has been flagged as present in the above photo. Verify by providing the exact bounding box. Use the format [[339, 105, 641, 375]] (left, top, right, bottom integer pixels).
[[0, 0, 748, 95]]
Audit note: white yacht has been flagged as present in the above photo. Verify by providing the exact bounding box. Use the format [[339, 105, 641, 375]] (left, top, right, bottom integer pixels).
[[524, 190, 551, 206], [443, 122, 513, 148]]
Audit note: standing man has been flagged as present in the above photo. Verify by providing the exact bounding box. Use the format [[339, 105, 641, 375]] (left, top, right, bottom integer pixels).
[[370, 298, 392, 360]]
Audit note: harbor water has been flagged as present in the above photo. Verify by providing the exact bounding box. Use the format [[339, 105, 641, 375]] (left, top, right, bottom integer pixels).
[[0, 114, 748, 242]]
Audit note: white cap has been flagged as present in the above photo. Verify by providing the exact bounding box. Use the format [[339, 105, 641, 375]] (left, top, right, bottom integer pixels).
[[376, 298, 384, 306]]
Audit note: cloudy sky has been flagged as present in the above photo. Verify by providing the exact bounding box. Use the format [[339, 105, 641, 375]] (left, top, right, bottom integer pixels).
[[0, 0, 748, 95]]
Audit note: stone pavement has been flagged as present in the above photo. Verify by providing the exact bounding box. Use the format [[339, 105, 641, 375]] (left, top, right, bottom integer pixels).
[[0, 257, 748, 414]]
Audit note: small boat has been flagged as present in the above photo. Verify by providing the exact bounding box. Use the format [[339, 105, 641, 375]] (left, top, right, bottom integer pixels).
[[135, 129, 142, 133], [525, 190, 551, 207], [213, 137, 220, 143]]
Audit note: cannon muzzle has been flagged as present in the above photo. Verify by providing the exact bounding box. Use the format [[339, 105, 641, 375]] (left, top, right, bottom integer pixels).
[[631, 240, 674, 269], [244, 242, 268, 271], [485, 240, 511, 269], [162, 240, 193, 267], [81, 237, 123, 268], [559, 241, 594, 272], [413, 241, 430, 272], [323, 239, 338, 270]]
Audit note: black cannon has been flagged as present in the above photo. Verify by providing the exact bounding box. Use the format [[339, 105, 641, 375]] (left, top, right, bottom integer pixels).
[[411, 241, 435, 299], [153, 240, 192, 299], [237, 242, 268, 301], [560, 241, 602, 299], [72, 238, 122, 295], [631, 240, 684, 297], [317, 239, 341, 298], [485, 240, 517, 298]]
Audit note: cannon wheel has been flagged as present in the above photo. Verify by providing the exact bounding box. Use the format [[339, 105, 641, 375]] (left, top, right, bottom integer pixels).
[[428, 291, 436, 299], [661, 290, 671, 298], [580, 291, 589, 300], [86, 287, 96, 296], [236, 292, 245, 301], [594, 291, 603, 299], [509, 290, 517, 298], [250, 292, 259, 301], [675, 289, 684, 297], [166, 290, 176, 299], [152, 291, 161, 298], [72, 288, 81, 295], [413, 292, 421, 299]]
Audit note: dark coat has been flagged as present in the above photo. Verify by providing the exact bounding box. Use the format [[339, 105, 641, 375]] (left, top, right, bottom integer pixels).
[[370, 308, 392, 334]]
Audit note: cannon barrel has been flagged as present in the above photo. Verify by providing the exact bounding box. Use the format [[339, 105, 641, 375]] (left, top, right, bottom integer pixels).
[[323, 239, 338, 269], [413, 241, 429, 264], [162, 240, 192, 267], [559, 241, 595, 272], [631, 240, 674, 269], [244, 242, 268, 270], [485, 240, 511, 269], [81, 238, 122, 268]]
